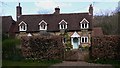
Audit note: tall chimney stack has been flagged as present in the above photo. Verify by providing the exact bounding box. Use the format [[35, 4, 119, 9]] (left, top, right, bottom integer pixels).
[[89, 4, 93, 16], [54, 6, 60, 14], [16, 3, 22, 21]]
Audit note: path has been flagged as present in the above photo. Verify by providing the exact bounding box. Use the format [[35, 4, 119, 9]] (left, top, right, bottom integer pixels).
[[49, 61, 113, 68]]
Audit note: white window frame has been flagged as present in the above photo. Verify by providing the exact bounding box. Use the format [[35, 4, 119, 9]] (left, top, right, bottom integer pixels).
[[81, 36, 88, 43], [19, 21, 27, 31], [80, 18, 89, 29], [39, 20, 47, 30], [59, 20, 67, 29]]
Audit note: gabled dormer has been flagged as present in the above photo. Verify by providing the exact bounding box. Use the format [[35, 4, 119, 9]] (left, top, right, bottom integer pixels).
[[19, 21, 27, 31], [39, 20, 47, 30], [59, 20, 67, 30], [80, 18, 89, 29]]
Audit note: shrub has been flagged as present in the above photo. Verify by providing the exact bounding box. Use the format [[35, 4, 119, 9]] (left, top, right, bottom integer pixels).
[[91, 35, 120, 60], [2, 38, 23, 60], [21, 35, 64, 61]]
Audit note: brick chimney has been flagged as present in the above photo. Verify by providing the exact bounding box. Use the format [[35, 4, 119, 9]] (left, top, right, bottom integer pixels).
[[16, 3, 22, 21], [54, 6, 60, 14], [89, 4, 93, 16]]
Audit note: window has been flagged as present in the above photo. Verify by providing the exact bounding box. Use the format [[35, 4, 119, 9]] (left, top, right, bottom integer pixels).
[[85, 23, 87, 28], [19, 21, 27, 31], [59, 20, 67, 29], [63, 37, 66, 43], [85, 37, 88, 42], [39, 20, 47, 30], [81, 36, 88, 43], [80, 18, 89, 29], [82, 38, 84, 42]]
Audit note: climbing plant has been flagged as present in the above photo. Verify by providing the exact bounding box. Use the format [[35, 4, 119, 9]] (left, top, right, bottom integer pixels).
[[60, 32, 72, 50]]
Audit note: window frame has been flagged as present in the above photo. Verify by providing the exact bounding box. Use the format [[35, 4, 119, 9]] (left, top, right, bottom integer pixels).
[[59, 20, 68, 29], [19, 21, 27, 31], [39, 20, 47, 30], [81, 36, 88, 43], [80, 18, 89, 29]]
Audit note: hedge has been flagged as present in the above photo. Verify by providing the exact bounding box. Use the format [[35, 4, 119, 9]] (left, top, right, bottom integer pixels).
[[21, 35, 65, 61], [91, 35, 120, 60]]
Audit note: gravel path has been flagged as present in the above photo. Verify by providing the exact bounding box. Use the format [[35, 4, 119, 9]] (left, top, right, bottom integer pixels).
[[49, 61, 113, 68]]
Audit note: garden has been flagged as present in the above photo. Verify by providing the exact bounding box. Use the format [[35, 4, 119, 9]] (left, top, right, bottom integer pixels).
[[2, 34, 120, 68], [2, 34, 63, 68]]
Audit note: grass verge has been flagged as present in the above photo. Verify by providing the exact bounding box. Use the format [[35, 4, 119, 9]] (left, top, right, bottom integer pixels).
[[2, 59, 62, 68]]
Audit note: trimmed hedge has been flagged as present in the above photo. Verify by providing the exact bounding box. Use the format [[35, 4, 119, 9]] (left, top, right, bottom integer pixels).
[[91, 35, 120, 60], [21, 35, 64, 61]]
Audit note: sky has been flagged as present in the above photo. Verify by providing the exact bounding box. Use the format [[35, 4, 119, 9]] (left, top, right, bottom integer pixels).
[[0, 0, 120, 21]]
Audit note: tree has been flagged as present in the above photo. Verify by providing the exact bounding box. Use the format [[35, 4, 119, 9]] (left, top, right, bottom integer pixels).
[[93, 10, 118, 35]]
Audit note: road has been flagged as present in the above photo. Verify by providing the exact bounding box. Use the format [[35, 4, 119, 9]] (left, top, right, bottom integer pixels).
[[49, 61, 113, 68]]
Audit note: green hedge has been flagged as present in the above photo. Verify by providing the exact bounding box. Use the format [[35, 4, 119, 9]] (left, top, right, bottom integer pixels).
[[2, 38, 23, 60]]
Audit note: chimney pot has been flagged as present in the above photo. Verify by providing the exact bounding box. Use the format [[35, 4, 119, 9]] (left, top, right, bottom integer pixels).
[[54, 7, 60, 14], [89, 4, 93, 16]]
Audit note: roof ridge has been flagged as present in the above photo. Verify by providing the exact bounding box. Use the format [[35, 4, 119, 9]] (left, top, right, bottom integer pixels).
[[21, 12, 89, 16], [0, 16, 12, 17]]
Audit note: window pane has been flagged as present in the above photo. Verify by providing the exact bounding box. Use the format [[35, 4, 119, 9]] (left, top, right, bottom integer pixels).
[[85, 37, 87, 42], [63, 38, 66, 43], [64, 24, 66, 29], [61, 25, 63, 29], [82, 24, 84, 28], [82, 38, 84, 42], [41, 24, 45, 29], [43, 25, 45, 29], [23, 25, 25, 30], [85, 24, 87, 28]]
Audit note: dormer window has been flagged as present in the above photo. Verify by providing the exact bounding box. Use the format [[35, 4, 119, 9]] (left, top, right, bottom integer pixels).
[[80, 18, 89, 29], [59, 20, 67, 29], [39, 20, 47, 30], [19, 21, 27, 31]]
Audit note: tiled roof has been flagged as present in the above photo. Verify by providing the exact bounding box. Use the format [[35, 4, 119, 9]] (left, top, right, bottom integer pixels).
[[1, 16, 16, 33], [15, 13, 92, 32]]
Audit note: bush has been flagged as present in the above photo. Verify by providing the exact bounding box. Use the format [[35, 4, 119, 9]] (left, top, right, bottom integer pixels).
[[21, 35, 64, 61], [91, 35, 120, 60], [2, 34, 8, 41], [2, 38, 23, 60]]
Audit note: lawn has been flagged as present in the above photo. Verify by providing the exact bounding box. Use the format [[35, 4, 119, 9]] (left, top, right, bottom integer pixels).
[[2, 59, 62, 68]]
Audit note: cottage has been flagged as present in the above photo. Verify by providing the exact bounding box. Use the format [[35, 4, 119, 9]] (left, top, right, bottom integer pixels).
[[1, 16, 16, 37], [14, 3, 93, 49]]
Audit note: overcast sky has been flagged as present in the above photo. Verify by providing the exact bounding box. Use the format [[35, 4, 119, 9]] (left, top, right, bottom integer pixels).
[[0, 0, 119, 21]]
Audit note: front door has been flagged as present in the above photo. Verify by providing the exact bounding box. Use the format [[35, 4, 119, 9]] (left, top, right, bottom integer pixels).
[[73, 37, 79, 49]]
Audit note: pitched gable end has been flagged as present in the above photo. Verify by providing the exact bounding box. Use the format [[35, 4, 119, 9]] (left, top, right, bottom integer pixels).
[[80, 18, 89, 23], [19, 21, 27, 26], [59, 20, 67, 29], [39, 20, 47, 25], [80, 18, 89, 29], [39, 20, 47, 30], [19, 21, 27, 31], [59, 20, 67, 24]]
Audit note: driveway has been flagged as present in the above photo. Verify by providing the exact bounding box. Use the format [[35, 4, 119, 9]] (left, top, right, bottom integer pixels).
[[49, 61, 113, 68]]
